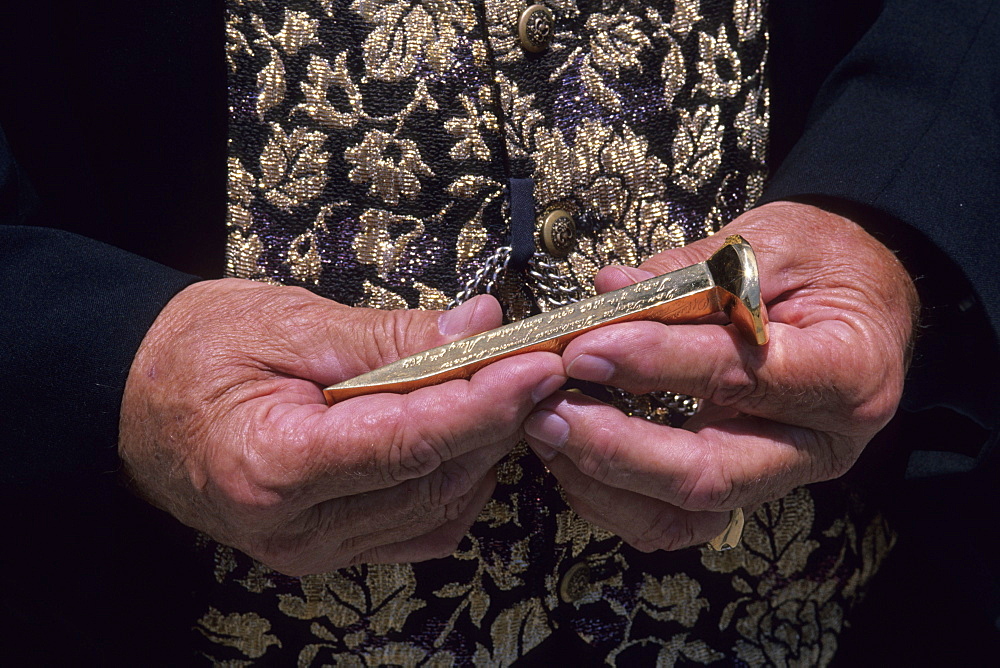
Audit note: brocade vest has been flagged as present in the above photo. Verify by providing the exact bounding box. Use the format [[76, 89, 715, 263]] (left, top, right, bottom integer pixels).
[[200, 0, 893, 663]]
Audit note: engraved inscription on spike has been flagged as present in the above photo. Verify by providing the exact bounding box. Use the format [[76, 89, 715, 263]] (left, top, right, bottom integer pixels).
[[324, 236, 768, 404]]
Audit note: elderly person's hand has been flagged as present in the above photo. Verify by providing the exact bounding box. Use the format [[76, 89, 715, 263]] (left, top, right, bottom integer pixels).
[[524, 201, 919, 550], [119, 281, 564, 575]]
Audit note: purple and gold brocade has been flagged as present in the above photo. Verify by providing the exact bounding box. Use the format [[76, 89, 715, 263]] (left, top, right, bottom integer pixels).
[[201, 1, 894, 663]]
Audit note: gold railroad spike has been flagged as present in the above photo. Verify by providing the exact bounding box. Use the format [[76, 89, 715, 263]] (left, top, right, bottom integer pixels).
[[324, 235, 769, 404]]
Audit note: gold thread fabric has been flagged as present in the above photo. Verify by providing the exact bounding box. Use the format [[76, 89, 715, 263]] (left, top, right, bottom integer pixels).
[[209, 0, 894, 664]]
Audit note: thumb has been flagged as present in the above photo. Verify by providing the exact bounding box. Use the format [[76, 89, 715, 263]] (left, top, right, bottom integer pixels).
[[594, 235, 720, 294], [283, 294, 504, 385]]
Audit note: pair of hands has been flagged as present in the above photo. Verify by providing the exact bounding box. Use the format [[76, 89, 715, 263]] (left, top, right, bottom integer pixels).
[[119, 202, 918, 576]]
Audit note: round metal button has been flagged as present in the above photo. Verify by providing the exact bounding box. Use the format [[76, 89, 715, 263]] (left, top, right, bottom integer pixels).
[[518, 4, 555, 53], [559, 561, 592, 603], [540, 209, 576, 257]]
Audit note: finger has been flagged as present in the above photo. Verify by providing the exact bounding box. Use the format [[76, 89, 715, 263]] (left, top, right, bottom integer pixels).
[[533, 447, 731, 551], [267, 293, 505, 386], [244, 351, 565, 504], [261, 470, 497, 575], [523, 392, 857, 511], [336, 294, 505, 376], [562, 317, 894, 432], [351, 470, 496, 567], [592, 229, 744, 296], [307, 441, 508, 543], [596, 202, 910, 310], [680, 401, 742, 432]]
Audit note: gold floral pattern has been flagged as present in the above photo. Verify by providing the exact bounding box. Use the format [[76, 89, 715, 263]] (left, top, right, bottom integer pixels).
[[700, 488, 896, 666], [695, 25, 741, 99], [353, 209, 425, 273], [736, 84, 769, 163], [260, 122, 330, 210], [585, 11, 650, 77], [672, 104, 724, 193], [345, 130, 434, 204], [351, 0, 478, 80], [226, 228, 266, 281], [287, 229, 322, 284], [495, 74, 543, 161], [214, 0, 891, 664], [196, 608, 282, 659], [251, 10, 322, 116], [278, 565, 426, 639], [735, 0, 764, 42], [295, 52, 363, 128], [531, 115, 692, 294], [445, 88, 499, 161]]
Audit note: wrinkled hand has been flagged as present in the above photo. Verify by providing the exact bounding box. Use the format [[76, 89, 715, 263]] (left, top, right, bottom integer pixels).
[[120, 280, 564, 575], [524, 201, 918, 551]]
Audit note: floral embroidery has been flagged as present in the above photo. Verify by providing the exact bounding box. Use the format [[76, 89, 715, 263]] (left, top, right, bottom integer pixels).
[[351, 0, 478, 81], [260, 122, 330, 211], [345, 130, 434, 204], [445, 88, 499, 161], [213, 0, 891, 664], [196, 608, 282, 659]]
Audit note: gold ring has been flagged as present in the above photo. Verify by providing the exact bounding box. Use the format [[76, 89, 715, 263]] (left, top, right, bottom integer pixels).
[[706, 508, 745, 551]]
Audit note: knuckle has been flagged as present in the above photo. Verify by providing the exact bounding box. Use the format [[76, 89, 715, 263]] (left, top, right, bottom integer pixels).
[[372, 315, 405, 364], [849, 379, 902, 431], [346, 308, 410, 370], [439, 464, 477, 507], [245, 533, 311, 576], [673, 452, 734, 512], [562, 474, 601, 507], [340, 536, 382, 567], [442, 499, 465, 523], [372, 309, 424, 364], [414, 465, 476, 514], [210, 462, 285, 520], [825, 452, 856, 481], [428, 531, 466, 560], [709, 358, 762, 408], [267, 290, 330, 344], [811, 431, 860, 482], [628, 540, 659, 553], [216, 444, 306, 517], [382, 426, 444, 485], [575, 427, 619, 484]]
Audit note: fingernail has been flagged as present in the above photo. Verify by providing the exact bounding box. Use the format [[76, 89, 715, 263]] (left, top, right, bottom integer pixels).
[[524, 410, 569, 448], [620, 267, 656, 282], [531, 442, 558, 462], [438, 299, 477, 337], [532, 375, 566, 403], [566, 354, 616, 382]]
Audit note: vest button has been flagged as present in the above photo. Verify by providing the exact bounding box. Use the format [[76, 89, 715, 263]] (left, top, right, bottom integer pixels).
[[559, 561, 592, 603], [518, 4, 555, 53], [540, 209, 576, 257]]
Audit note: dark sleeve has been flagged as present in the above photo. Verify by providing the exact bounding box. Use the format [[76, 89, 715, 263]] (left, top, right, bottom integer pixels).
[[763, 0, 1000, 428], [0, 226, 197, 487], [1, 106, 198, 487], [761, 0, 1000, 639], [0, 129, 204, 663], [0, 4, 224, 661], [0, 0, 223, 486]]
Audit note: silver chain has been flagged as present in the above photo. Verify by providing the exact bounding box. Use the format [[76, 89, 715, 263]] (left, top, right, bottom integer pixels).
[[526, 250, 700, 423], [526, 252, 582, 310], [609, 388, 701, 424], [452, 245, 699, 424], [449, 245, 513, 309]]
